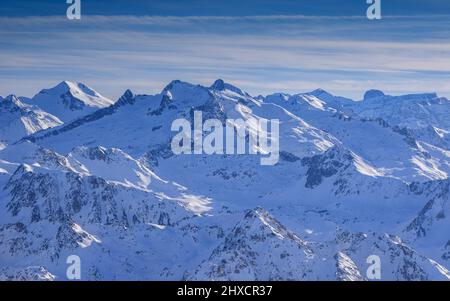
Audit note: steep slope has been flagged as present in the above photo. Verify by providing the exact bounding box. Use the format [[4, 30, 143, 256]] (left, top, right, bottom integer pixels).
[[187, 208, 449, 280], [341, 90, 450, 149], [0, 266, 55, 281], [186, 208, 318, 281], [0, 145, 214, 279], [404, 179, 450, 264], [0, 95, 62, 146], [21, 80, 340, 210], [25, 80, 336, 157], [332, 230, 450, 280], [1, 80, 450, 280], [19, 80, 449, 230], [351, 90, 450, 130], [265, 90, 450, 182], [27, 81, 114, 123]]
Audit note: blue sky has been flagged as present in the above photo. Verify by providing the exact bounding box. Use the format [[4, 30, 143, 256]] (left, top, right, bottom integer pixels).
[[1, 0, 450, 99], [2, 0, 450, 17]]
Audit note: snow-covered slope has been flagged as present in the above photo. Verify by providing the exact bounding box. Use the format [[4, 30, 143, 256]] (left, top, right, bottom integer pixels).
[[354, 90, 450, 130], [403, 179, 450, 266], [0, 95, 62, 146], [264, 90, 450, 182], [26, 81, 114, 123], [187, 208, 450, 280], [0, 79, 449, 280]]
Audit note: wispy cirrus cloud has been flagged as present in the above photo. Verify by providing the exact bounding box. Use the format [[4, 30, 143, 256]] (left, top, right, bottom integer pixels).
[[1, 15, 450, 99]]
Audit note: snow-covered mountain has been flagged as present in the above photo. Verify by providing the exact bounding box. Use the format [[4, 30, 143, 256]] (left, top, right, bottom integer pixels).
[[0, 95, 62, 148], [0, 79, 449, 280], [25, 81, 114, 123]]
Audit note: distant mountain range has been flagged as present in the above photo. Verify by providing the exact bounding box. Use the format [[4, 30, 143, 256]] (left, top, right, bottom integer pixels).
[[0, 79, 449, 280]]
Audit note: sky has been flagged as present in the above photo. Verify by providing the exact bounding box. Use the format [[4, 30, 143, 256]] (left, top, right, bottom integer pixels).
[[1, 0, 450, 100]]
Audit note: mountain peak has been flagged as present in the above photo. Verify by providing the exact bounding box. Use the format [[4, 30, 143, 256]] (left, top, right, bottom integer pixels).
[[4, 94, 21, 103], [363, 89, 385, 101], [40, 81, 112, 104], [210, 79, 247, 96], [210, 79, 226, 90], [1, 94, 25, 111], [115, 89, 135, 107], [44, 81, 85, 95], [162, 80, 189, 93], [30, 81, 114, 123], [310, 88, 332, 97], [0, 95, 63, 144]]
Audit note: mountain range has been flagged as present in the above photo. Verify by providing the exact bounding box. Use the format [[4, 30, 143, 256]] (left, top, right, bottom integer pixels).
[[0, 79, 449, 280]]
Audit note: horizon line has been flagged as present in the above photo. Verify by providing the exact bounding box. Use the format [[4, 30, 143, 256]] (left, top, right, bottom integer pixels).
[[2, 78, 447, 102]]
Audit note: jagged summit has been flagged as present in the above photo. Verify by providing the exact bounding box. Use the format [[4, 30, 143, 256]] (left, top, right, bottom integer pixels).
[[0, 95, 24, 111], [210, 79, 226, 90], [115, 89, 135, 107], [162, 80, 194, 93], [3, 94, 20, 102], [210, 78, 248, 96]]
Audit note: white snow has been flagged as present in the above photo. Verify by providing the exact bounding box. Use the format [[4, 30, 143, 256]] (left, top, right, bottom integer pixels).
[[0, 79, 449, 280]]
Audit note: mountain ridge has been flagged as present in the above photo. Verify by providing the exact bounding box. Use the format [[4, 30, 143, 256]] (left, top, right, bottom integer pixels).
[[0, 79, 449, 280]]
